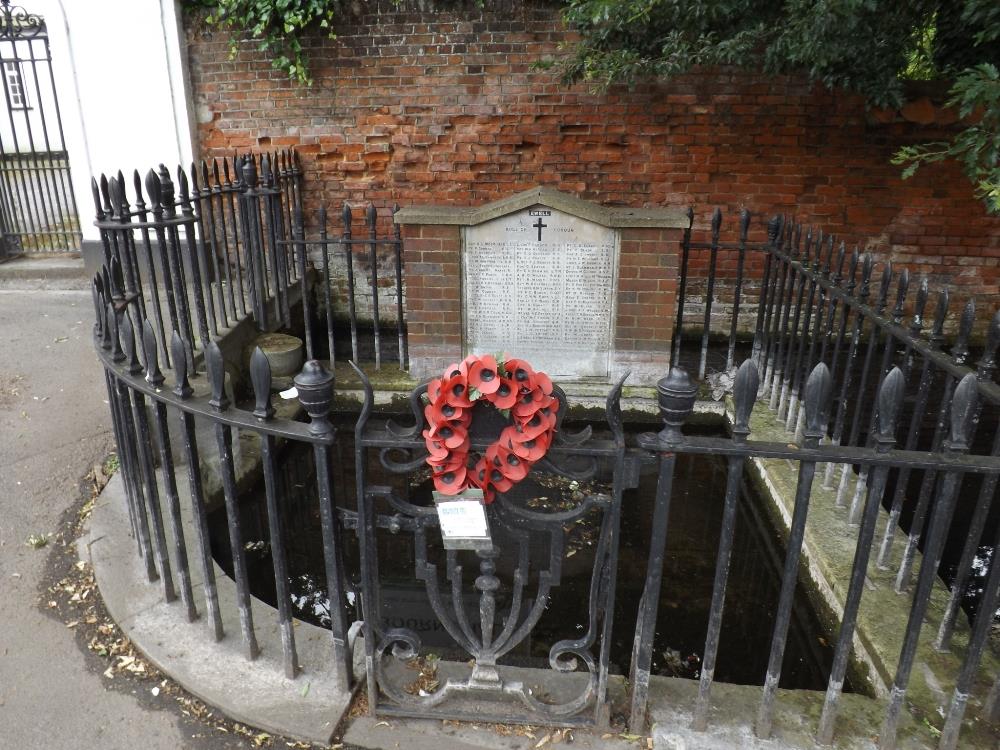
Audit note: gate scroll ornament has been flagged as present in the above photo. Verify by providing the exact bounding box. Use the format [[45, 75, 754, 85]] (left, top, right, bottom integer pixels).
[[351, 359, 630, 725]]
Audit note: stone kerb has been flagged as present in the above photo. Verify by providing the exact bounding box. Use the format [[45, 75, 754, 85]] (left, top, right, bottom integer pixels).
[[395, 187, 688, 384]]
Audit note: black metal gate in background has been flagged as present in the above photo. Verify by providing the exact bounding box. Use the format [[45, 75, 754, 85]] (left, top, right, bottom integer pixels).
[[0, 0, 81, 259]]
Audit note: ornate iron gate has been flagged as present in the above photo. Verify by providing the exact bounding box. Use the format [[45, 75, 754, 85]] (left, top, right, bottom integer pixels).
[[351, 366, 629, 725], [0, 0, 81, 257]]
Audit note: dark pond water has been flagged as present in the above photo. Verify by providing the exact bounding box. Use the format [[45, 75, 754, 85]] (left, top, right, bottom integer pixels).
[[209, 419, 854, 692]]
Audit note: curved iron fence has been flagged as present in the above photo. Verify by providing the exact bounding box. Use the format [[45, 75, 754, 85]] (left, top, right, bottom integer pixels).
[[87, 161, 1000, 749]]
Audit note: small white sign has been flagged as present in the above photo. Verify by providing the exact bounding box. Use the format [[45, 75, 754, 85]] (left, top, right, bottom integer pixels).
[[437, 500, 489, 538], [433, 490, 492, 550]]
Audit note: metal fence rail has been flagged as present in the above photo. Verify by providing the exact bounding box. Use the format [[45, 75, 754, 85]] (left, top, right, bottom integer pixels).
[[628, 360, 1000, 749], [674, 213, 1000, 631], [86, 176, 1000, 747], [91, 282, 354, 689], [289, 202, 407, 370], [91, 150, 302, 369]]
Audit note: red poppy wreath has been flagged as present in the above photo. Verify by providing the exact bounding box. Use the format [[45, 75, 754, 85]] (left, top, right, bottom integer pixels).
[[423, 354, 558, 503]]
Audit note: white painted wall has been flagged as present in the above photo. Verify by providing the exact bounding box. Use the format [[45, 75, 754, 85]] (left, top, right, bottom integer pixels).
[[26, 0, 196, 242]]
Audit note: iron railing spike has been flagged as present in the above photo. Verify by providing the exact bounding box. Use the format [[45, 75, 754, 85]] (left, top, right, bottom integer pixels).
[[119, 311, 140, 374], [766, 214, 781, 243], [732, 360, 759, 438], [950, 373, 979, 448], [250, 347, 274, 420], [144, 169, 161, 207], [804, 362, 832, 436], [99, 173, 111, 206], [107, 302, 124, 362], [981, 310, 1000, 373], [90, 177, 104, 217], [142, 319, 163, 386], [171, 331, 191, 398], [206, 342, 229, 411], [931, 288, 950, 343], [912, 276, 929, 332], [132, 170, 144, 203], [954, 299, 976, 363], [876, 368, 906, 440]]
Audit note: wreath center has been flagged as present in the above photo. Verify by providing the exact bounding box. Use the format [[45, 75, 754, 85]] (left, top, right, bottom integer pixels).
[[423, 354, 558, 503]]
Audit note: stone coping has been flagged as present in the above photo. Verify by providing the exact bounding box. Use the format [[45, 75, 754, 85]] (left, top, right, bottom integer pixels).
[[732, 398, 999, 748], [81, 472, 362, 746], [393, 186, 691, 229]]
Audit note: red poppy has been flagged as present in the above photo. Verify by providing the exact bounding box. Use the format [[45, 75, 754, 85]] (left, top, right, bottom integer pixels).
[[423, 432, 450, 462], [504, 358, 535, 389], [442, 374, 473, 408], [467, 354, 501, 394], [513, 411, 552, 441], [437, 421, 468, 449], [490, 377, 518, 409], [426, 377, 445, 404], [512, 387, 552, 418], [533, 370, 553, 395], [433, 461, 468, 495], [504, 430, 549, 461], [495, 444, 529, 481]]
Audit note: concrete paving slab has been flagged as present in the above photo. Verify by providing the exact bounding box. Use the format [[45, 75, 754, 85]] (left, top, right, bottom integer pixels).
[[84, 472, 362, 746], [0, 254, 88, 289]]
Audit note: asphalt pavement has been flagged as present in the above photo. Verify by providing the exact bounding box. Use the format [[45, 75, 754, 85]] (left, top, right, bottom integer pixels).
[[0, 260, 269, 750]]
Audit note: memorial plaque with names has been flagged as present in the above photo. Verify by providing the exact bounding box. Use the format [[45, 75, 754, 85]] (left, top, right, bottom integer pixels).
[[462, 205, 619, 379]]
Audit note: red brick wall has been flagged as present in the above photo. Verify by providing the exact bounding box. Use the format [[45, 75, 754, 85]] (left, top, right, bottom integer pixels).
[[617, 227, 679, 353], [184, 1, 999, 306], [400, 223, 463, 375]]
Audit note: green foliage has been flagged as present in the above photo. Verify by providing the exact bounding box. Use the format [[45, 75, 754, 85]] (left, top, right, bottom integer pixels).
[[185, 0, 337, 85], [560, 0, 1000, 212], [893, 64, 1000, 213], [559, 1, 944, 107]]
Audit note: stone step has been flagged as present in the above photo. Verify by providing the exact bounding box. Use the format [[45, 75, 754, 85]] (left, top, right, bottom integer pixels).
[[0, 254, 89, 290]]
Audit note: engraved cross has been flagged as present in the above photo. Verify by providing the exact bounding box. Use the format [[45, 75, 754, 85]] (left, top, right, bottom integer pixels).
[[533, 217, 547, 241]]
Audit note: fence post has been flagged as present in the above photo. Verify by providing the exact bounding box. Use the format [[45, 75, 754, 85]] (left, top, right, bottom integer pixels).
[[817, 367, 905, 744], [880, 372, 978, 750], [295, 360, 353, 689], [757, 362, 832, 738], [693, 359, 758, 731], [628, 366, 698, 731], [750, 215, 780, 369]]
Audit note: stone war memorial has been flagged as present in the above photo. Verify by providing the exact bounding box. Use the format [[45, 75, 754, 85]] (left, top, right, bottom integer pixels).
[[11, 1, 1000, 749], [395, 187, 686, 383]]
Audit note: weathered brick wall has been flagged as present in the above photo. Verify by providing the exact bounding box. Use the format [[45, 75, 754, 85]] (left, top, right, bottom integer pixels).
[[399, 222, 463, 375], [185, 0, 999, 320]]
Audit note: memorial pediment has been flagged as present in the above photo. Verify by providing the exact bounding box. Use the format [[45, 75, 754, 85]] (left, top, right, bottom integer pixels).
[[393, 186, 688, 229]]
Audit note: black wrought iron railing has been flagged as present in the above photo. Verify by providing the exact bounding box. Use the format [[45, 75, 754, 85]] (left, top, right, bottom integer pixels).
[[91, 151, 304, 370], [289, 202, 407, 370], [86, 171, 1000, 749]]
